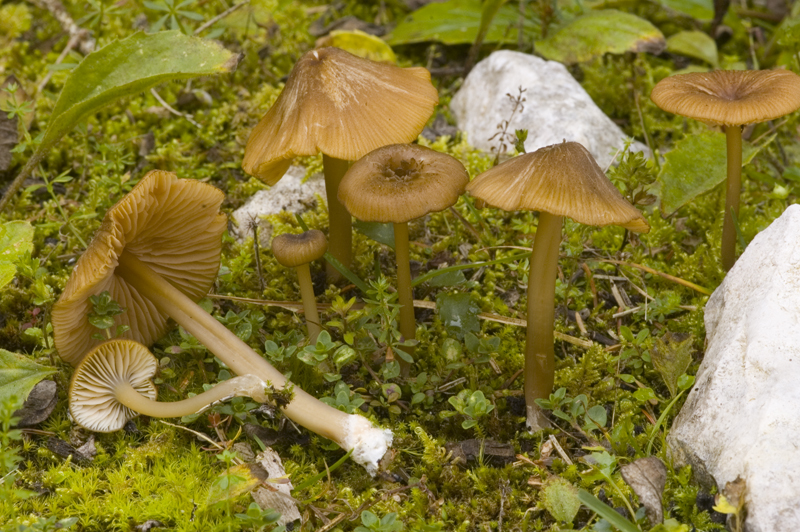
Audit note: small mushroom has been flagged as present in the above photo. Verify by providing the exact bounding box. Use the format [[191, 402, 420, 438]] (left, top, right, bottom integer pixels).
[[69, 339, 270, 432], [338, 144, 469, 374], [650, 69, 800, 270], [53, 170, 392, 474], [272, 230, 328, 343], [242, 47, 439, 281], [466, 142, 649, 431]]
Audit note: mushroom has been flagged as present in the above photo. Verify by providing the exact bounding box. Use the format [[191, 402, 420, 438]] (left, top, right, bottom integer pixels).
[[52, 170, 392, 474], [650, 69, 800, 270], [338, 144, 469, 374], [69, 339, 271, 432], [272, 230, 328, 343], [242, 47, 439, 281], [466, 142, 649, 431]]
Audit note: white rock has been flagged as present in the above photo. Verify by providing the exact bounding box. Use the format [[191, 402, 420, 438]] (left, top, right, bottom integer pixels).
[[230, 165, 325, 246], [668, 204, 800, 532], [251, 447, 301, 525], [450, 50, 647, 168]]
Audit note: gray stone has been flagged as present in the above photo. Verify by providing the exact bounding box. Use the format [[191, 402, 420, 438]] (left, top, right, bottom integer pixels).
[[451, 50, 647, 169], [668, 204, 800, 532], [230, 166, 325, 247]]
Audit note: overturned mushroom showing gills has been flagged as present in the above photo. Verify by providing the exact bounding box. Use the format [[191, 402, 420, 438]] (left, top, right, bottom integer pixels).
[[70, 339, 270, 432], [52, 170, 392, 474], [338, 144, 469, 375], [650, 69, 800, 271], [242, 47, 439, 280], [272, 230, 328, 343], [466, 142, 649, 431]]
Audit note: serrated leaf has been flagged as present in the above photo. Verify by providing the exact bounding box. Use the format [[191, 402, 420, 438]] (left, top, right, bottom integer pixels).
[[658, 130, 765, 215], [386, 0, 539, 45], [666, 30, 718, 67], [0, 349, 57, 404], [436, 292, 480, 340], [541, 477, 581, 524], [535, 10, 665, 64], [651, 332, 693, 397]]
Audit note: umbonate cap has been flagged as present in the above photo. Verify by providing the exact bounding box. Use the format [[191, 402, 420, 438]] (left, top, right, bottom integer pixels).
[[466, 141, 650, 233], [650, 69, 800, 127], [338, 144, 469, 224], [52, 170, 227, 366], [69, 339, 157, 432], [242, 47, 439, 185], [272, 230, 328, 268]]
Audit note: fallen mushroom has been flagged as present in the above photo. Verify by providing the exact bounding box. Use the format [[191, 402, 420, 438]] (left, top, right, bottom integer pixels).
[[466, 142, 649, 431], [69, 339, 270, 432], [52, 170, 392, 474], [242, 47, 438, 281], [272, 229, 328, 343], [650, 69, 800, 270], [338, 144, 469, 374]]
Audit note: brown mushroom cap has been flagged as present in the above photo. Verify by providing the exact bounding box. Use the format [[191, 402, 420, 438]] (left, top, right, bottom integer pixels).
[[466, 142, 650, 233], [272, 230, 328, 268], [69, 339, 157, 433], [338, 144, 469, 224], [242, 47, 439, 185], [52, 170, 226, 366], [650, 69, 800, 127]]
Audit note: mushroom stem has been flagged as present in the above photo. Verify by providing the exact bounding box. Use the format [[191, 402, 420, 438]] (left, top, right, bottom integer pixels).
[[393, 222, 416, 376], [115, 251, 386, 456], [323, 155, 352, 282], [296, 262, 322, 343], [114, 374, 269, 419], [721, 125, 743, 272], [524, 212, 563, 431]]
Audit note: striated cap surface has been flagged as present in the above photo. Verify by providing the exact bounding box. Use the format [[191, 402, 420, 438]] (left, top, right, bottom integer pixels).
[[466, 141, 649, 232], [272, 229, 328, 267], [52, 170, 227, 366], [242, 47, 438, 185], [338, 144, 468, 224], [650, 69, 800, 127]]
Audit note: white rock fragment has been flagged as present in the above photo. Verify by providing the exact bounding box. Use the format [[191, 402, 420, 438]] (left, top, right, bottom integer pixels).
[[230, 165, 325, 246], [668, 204, 800, 532], [450, 50, 648, 168], [252, 447, 302, 525], [341, 415, 393, 477]]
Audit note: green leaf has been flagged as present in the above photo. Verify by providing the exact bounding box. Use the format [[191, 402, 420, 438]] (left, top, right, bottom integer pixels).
[[427, 269, 466, 287], [354, 221, 395, 249], [660, 0, 714, 20], [666, 30, 718, 67], [386, 0, 539, 46], [536, 10, 665, 64], [0, 349, 57, 404], [651, 333, 693, 397], [436, 292, 481, 340], [578, 489, 640, 532], [0, 220, 34, 288], [658, 130, 766, 215], [541, 477, 581, 524], [0, 31, 240, 212]]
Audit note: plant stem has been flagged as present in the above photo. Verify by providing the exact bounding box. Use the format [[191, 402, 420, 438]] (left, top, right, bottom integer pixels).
[[296, 262, 321, 343], [524, 212, 562, 431], [114, 374, 268, 418], [393, 222, 415, 376], [114, 250, 351, 444], [721, 125, 743, 272], [323, 155, 352, 282]]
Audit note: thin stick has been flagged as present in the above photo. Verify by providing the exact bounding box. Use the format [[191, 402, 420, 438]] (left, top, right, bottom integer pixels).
[[150, 88, 201, 128], [597, 260, 712, 296], [193, 1, 249, 35]]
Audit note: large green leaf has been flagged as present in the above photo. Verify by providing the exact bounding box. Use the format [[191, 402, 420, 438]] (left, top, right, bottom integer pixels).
[[660, 0, 714, 20], [535, 10, 665, 64], [0, 349, 57, 404], [666, 30, 718, 67], [0, 31, 240, 212], [658, 130, 765, 215], [0, 220, 34, 289], [386, 0, 539, 45]]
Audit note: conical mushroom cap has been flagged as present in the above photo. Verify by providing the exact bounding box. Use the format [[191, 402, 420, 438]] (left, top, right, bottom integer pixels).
[[650, 69, 800, 127], [52, 170, 227, 366], [272, 230, 328, 268], [69, 340, 157, 433], [466, 142, 650, 233], [338, 144, 469, 224], [242, 47, 439, 185]]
